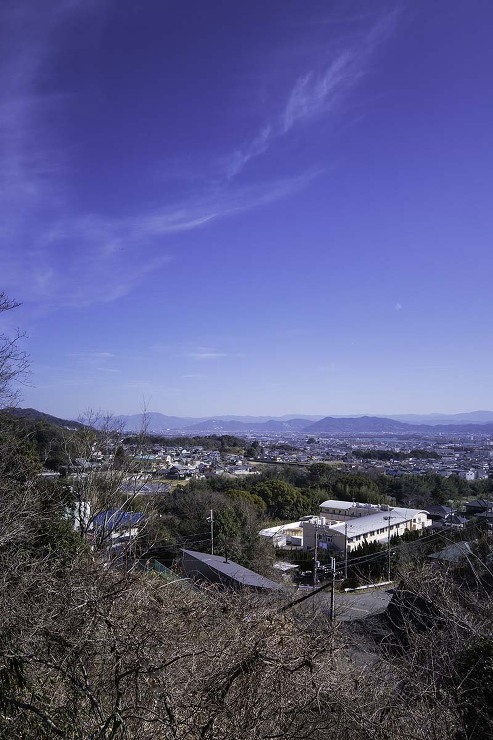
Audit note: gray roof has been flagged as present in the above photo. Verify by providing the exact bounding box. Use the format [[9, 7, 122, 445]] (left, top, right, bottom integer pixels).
[[466, 499, 493, 509], [426, 505, 452, 517], [182, 549, 282, 590], [320, 500, 379, 511], [429, 542, 473, 563], [120, 481, 171, 495], [325, 506, 429, 539]]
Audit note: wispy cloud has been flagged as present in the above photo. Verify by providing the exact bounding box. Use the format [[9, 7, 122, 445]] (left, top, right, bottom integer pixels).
[[26, 223, 172, 308], [0, 2, 397, 311], [225, 126, 273, 180], [282, 51, 358, 133], [0, 1, 78, 210], [223, 10, 397, 179], [186, 347, 229, 361], [6, 170, 314, 309], [67, 351, 118, 373], [68, 351, 114, 359]]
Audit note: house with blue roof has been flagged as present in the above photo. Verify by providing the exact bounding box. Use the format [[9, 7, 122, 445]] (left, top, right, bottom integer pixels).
[[91, 508, 145, 554]]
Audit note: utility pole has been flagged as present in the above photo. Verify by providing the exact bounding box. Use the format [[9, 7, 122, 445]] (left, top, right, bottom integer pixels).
[[387, 517, 391, 582], [384, 514, 394, 582], [207, 510, 214, 555], [447, 499, 455, 534], [330, 557, 336, 623], [313, 522, 319, 588], [344, 521, 348, 580]]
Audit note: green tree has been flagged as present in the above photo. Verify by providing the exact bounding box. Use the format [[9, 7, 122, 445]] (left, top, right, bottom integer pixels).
[[224, 488, 266, 515], [113, 444, 126, 470], [252, 479, 309, 519], [245, 440, 262, 458]]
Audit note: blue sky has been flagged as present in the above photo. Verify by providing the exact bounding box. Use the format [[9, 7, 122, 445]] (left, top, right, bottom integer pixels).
[[1, 0, 492, 418]]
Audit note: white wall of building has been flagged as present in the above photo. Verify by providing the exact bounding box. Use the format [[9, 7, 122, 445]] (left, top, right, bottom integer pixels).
[[302, 502, 431, 553]]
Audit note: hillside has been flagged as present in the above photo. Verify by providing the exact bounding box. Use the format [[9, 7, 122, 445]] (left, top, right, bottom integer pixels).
[[2, 407, 85, 430], [305, 415, 409, 434]]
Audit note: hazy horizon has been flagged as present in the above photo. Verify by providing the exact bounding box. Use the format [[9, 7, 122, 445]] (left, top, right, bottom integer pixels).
[[15, 406, 493, 425]]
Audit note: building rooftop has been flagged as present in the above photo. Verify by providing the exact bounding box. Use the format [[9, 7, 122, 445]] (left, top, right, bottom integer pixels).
[[92, 509, 144, 531], [429, 541, 473, 563], [320, 500, 378, 510], [258, 522, 302, 537], [181, 549, 282, 590], [323, 506, 428, 538]]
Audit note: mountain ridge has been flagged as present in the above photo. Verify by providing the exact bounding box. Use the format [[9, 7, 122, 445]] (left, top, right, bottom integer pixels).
[[113, 410, 493, 434], [6, 409, 493, 435], [114, 409, 493, 431]]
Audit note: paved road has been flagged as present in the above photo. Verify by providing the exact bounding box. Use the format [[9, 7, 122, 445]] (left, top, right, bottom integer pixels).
[[293, 587, 392, 622], [334, 590, 392, 621]]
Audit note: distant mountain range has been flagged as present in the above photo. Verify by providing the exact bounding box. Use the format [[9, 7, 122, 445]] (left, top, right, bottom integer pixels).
[[111, 413, 314, 433], [111, 411, 493, 435], [305, 415, 493, 435], [5, 408, 493, 436], [383, 411, 493, 425]]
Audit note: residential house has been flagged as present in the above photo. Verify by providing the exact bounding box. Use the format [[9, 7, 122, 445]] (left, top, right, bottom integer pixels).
[[426, 505, 467, 531], [91, 508, 145, 555], [465, 499, 493, 517], [429, 541, 473, 564]]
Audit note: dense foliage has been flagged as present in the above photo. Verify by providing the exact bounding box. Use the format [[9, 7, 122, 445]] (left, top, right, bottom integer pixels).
[[123, 433, 245, 452], [351, 448, 441, 461], [182, 463, 493, 525]]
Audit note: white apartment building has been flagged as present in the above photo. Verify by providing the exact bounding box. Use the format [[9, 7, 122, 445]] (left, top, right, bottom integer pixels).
[[302, 499, 432, 553]]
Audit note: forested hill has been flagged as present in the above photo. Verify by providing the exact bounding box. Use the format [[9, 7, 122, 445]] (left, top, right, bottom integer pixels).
[[1, 407, 85, 429]]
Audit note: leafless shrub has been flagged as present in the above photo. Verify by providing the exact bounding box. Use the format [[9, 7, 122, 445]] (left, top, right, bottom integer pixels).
[[0, 293, 29, 409]]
